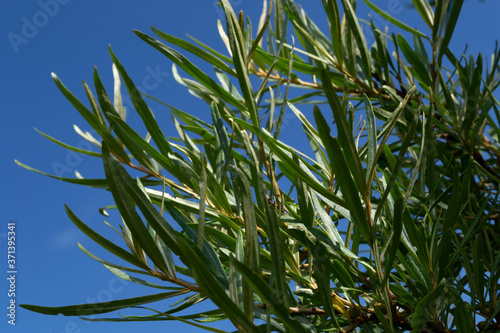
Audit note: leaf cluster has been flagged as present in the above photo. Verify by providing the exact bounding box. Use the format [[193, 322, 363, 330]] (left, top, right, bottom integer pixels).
[[18, 0, 500, 332]]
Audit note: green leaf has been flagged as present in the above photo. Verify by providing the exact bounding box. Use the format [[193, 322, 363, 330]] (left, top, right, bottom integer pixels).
[[167, 206, 228, 287], [145, 187, 224, 221], [322, 0, 343, 67], [187, 34, 233, 64], [210, 101, 231, 180], [247, 0, 271, 64], [373, 304, 394, 333], [135, 307, 230, 332], [230, 166, 260, 274], [16, 160, 161, 187], [412, 278, 447, 331], [453, 289, 473, 333], [153, 27, 236, 76], [310, 192, 344, 246], [287, 102, 322, 146], [163, 293, 207, 315], [35, 128, 102, 157], [112, 63, 125, 121], [214, 68, 244, 102], [134, 30, 246, 111], [382, 197, 403, 286], [331, 260, 356, 290], [374, 112, 418, 225], [21, 291, 184, 316], [231, 257, 311, 333], [103, 265, 181, 290], [402, 108, 425, 210], [51, 73, 129, 162], [254, 47, 321, 75], [108, 47, 173, 157], [102, 144, 173, 276], [219, 0, 259, 126], [437, 0, 464, 64], [81, 308, 228, 333], [314, 107, 371, 241], [77, 243, 155, 277], [294, 153, 315, 228], [82, 80, 107, 126], [365, 94, 377, 186], [362, 0, 427, 38], [363, 85, 416, 187], [273, 0, 286, 49], [438, 168, 466, 278], [93, 72, 157, 171], [472, 236, 486, 306], [65, 205, 151, 271], [321, 71, 366, 195], [197, 163, 207, 250], [411, 0, 434, 29], [273, 38, 294, 140], [339, 0, 372, 84], [228, 231, 243, 309], [396, 35, 432, 87]]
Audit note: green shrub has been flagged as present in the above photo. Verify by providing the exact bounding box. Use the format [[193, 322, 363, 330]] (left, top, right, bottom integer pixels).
[[18, 0, 500, 331]]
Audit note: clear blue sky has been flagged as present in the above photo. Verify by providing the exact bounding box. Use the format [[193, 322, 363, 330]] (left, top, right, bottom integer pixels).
[[1, 1, 499, 332]]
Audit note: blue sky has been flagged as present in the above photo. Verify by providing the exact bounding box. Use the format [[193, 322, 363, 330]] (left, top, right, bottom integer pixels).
[[1, 1, 499, 332]]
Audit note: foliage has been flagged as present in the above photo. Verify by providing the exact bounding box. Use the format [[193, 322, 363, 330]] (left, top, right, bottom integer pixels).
[[18, 0, 500, 331]]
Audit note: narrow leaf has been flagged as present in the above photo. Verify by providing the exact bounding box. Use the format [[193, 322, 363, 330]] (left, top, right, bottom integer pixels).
[[21, 292, 182, 316]]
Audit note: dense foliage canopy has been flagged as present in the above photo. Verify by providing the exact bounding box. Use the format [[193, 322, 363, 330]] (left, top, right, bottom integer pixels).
[[19, 0, 500, 332]]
